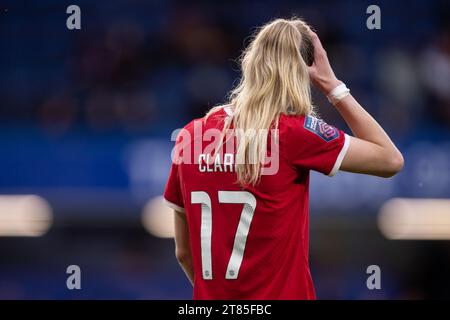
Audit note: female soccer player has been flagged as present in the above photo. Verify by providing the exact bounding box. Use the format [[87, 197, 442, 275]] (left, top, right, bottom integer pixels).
[[164, 18, 403, 299]]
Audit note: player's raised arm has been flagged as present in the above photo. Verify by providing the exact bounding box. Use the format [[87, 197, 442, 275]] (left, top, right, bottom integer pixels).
[[307, 30, 404, 178]]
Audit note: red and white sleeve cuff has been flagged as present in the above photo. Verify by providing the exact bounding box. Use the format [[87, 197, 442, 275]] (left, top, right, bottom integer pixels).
[[328, 133, 351, 177], [163, 198, 185, 213]]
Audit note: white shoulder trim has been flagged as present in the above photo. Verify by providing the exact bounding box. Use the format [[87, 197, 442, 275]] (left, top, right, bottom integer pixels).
[[328, 133, 351, 177], [163, 198, 185, 213], [224, 106, 233, 116]]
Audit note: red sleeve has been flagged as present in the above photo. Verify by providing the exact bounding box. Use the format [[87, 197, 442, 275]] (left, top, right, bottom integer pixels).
[[285, 115, 350, 176], [163, 162, 185, 212]]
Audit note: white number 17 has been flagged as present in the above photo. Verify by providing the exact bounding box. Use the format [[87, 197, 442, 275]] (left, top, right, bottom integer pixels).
[[191, 191, 256, 280]]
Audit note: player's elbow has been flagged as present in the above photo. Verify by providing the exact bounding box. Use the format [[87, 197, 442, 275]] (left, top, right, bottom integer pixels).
[[175, 248, 190, 265], [380, 151, 404, 178]]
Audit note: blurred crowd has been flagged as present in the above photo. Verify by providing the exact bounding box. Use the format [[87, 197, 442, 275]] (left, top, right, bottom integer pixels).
[[1, 0, 450, 139]]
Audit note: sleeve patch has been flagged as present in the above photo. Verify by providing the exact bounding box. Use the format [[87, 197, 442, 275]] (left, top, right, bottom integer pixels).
[[304, 115, 340, 142]]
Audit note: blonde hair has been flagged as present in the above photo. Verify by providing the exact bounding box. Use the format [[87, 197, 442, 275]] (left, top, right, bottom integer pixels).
[[206, 18, 315, 185]]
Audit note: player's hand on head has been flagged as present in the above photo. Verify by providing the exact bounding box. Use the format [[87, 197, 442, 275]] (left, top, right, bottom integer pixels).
[[306, 29, 342, 95]]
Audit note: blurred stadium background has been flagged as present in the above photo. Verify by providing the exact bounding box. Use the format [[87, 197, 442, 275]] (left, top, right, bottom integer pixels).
[[1, 0, 450, 299]]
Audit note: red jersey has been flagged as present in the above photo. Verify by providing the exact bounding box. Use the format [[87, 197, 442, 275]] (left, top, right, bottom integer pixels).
[[164, 107, 349, 300]]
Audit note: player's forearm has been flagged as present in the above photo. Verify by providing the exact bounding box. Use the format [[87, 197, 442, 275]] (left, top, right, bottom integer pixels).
[[318, 76, 399, 154], [334, 94, 398, 152], [333, 92, 404, 176]]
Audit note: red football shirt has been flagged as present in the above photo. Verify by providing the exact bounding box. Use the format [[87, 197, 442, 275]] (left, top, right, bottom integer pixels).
[[164, 107, 349, 300]]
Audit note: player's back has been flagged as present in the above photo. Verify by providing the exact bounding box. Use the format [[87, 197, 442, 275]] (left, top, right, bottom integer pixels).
[[164, 106, 348, 299]]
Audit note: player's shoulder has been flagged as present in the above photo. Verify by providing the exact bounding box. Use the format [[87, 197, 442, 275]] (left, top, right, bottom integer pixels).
[[177, 116, 203, 138], [181, 118, 198, 132], [182, 106, 227, 131], [175, 107, 227, 144]]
